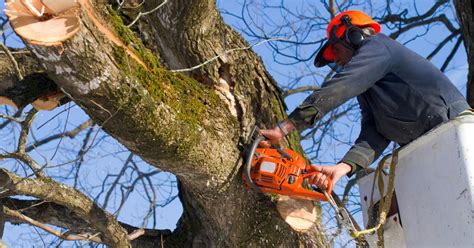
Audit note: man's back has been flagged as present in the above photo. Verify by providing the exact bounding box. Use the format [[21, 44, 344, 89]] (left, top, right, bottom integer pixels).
[[358, 34, 469, 144]]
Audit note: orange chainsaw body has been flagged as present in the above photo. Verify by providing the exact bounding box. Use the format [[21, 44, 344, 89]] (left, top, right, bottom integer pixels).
[[243, 147, 332, 201]]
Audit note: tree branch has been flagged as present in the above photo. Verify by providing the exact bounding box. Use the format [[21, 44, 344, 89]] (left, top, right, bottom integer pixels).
[[25, 120, 93, 153], [426, 31, 460, 60], [379, 0, 449, 25], [1, 198, 172, 246], [4, 206, 103, 243], [440, 36, 463, 72], [0, 168, 131, 247], [127, 0, 168, 27], [0, 43, 22, 80], [282, 86, 321, 98]]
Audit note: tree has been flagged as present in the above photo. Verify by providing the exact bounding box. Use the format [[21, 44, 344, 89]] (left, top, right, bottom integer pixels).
[[1, 0, 325, 246], [0, 0, 468, 247], [454, 0, 474, 106]]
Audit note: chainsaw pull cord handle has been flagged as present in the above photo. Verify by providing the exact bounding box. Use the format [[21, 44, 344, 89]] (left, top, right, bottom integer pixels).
[[245, 134, 265, 193]]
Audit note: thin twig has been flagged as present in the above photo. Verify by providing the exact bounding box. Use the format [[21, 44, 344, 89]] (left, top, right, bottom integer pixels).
[[0, 114, 21, 123], [26, 120, 93, 153], [3, 207, 103, 243], [127, 228, 145, 240], [18, 109, 37, 153], [0, 42, 23, 80], [282, 86, 321, 98], [440, 36, 463, 72], [171, 38, 288, 72], [50, 103, 72, 160], [127, 0, 169, 27]]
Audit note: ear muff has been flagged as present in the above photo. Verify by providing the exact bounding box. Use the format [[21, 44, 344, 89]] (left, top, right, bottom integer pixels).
[[340, 15, 365, 49]]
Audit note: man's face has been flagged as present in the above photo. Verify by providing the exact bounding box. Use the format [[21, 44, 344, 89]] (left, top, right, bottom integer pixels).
[[332, 42, 354, 66]]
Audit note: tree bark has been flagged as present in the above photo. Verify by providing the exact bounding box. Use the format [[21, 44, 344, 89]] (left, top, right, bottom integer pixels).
[[5, 0, 327, 246], [454, 0, 474, 106]]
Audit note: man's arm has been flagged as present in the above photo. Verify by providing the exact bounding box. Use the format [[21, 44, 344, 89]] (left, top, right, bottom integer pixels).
[[288, 35, 393, 130], [307, 99, 390, 189], [340, 97, 390, 176]]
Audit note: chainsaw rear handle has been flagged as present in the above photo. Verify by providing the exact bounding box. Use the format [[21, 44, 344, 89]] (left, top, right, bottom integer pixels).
[[302, 170, 333, 195]]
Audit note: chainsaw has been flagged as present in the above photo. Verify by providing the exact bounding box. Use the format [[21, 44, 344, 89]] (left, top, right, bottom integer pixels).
[[242, 126, 332, 201]]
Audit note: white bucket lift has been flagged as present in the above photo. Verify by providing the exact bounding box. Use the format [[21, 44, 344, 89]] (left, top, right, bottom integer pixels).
[[358, 116, 474, 247]]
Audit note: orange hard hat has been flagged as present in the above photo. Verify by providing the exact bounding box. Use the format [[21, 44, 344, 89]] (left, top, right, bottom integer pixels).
[[315, 10, 381, 67]]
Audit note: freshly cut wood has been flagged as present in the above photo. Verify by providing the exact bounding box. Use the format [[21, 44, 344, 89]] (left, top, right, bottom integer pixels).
[[20, 0, 45, 17], [0, 97, 18, 109], [31, 92, 65, 111], [5, 0, 80, 46], [276, 195, 317, 232], [41, 0, 79, 15]]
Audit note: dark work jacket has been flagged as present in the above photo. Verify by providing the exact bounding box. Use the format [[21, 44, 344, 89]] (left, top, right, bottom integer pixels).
[[288, 33, 469, 175]]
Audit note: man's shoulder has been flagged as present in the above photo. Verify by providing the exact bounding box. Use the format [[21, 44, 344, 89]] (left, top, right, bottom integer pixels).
[[357, 33, 395, 57], [363, 33, 406, 57], [366, 33, 394, 46]]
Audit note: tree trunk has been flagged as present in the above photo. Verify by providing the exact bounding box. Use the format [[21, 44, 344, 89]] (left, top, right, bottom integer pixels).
[[454, 0, 474, 106], [8, 0, 328, 246]]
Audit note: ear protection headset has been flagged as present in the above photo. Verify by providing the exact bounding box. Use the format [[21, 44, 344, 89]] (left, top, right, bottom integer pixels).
[[339, 14, 366, 49]]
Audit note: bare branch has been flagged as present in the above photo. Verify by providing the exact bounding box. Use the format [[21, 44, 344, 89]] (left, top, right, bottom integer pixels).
[[127, 0, 168, 27], [426, 31, 460, 61], [0, 168, 131, 247], [1, 198, 172, 244], [0, 42, 22, 80], [328, 0, 336, 18], [26, 120, 93, 153], [282, 86, 321, 98], [440, 36, 463, 72], [389, 14, 456, 40], [170, 38, 288, 72], [0, 108, 49, 178], [3, 207, 103, 243], [0, 113, 21, 123], [379, 0, 449, 25], [18, 108, 37, 153]]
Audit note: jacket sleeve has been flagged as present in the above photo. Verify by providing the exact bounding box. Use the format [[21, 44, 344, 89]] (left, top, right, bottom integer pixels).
[[341, 97, 390, 177], [288, 35, 393, 130]]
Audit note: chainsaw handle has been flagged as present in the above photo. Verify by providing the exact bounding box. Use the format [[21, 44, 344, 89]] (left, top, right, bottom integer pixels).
[[302, 170, 333, 196]]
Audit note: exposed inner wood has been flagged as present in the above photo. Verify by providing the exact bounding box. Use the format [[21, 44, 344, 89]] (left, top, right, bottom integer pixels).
[[276, 196, 317, 232], [5, 0, 81, 46]]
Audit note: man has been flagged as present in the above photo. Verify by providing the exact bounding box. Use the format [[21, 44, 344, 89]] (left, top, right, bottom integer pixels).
[[260, 10, 470, 190]]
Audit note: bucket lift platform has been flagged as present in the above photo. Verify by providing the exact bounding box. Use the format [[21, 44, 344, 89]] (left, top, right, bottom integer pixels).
[[358, 116, 474, 247]]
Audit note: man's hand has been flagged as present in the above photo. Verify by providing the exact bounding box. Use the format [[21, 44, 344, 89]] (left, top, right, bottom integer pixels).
[[259, 120, 296, 147], [259, 127, 284, 147], [309, 162, 352, 190]]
